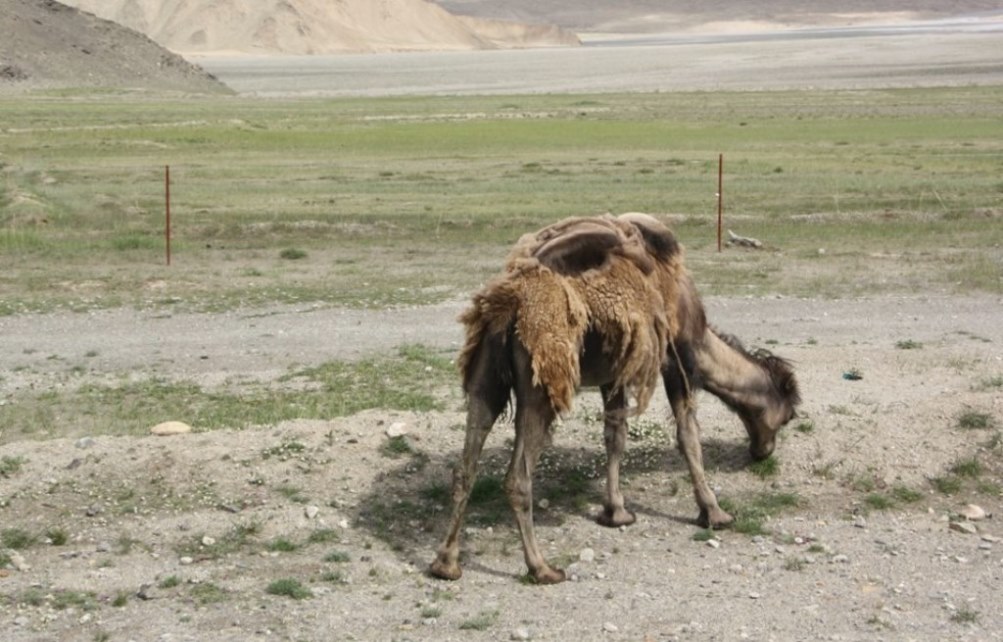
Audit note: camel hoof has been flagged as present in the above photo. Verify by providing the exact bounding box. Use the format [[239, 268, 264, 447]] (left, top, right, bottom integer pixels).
[[696, 507, 734, 530], [596, 507, 636, 528], [429, 558, 462, 581], [531, 566, 566, 585]]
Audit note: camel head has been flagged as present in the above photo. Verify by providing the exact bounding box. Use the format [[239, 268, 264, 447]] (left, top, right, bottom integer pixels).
[[738, 350, 800, 460]]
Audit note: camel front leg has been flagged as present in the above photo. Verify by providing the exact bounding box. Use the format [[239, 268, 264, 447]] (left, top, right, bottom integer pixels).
[[430, 396, 499, 580], [670, 396, 733, 529], [597, 385, 635, 527]]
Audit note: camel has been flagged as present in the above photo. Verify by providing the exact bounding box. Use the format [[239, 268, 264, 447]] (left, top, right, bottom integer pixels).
[[429, 213, 800, 584]]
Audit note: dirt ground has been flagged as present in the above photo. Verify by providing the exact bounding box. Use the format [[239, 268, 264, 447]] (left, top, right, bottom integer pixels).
[[1, 292, 1001, 641]]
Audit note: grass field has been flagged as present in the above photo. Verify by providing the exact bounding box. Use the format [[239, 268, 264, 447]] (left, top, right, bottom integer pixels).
[[1, 86, 1001, 314]]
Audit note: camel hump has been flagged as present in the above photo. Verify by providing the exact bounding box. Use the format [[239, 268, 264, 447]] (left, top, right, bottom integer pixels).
[[533, 223, 622, 275], [617, 212, 680, 263]]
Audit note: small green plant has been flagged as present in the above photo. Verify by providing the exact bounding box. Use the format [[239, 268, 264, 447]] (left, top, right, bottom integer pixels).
[[420, 606, 443, 619], [380, 435, 414, 458], [45, 528, 69, 546], [895, 339, 923, 350], [783, 557, 807, 571], [191, 583, 228, 604], [52, 590, 97, 611], [691, 528, 715, 542], [748, 455, 779, 479], [158, 575, 181, 589], [890, 485, 924, 503], [266, 537, 300, 553], [1, 528, 36, 550], [931, 475, 962, 495], [274, 484, 309, 504], [950, 457, 982, 478], [279, 248, 307, 260], [321, 570, 347, 584], [976, 375, 1003, 391], [793, 420, 814, 434], [951, 607, 979, 624], [0, 455, 26, 477], [307, 529, 340, 544], [266, 578, 312, 600], [0, 551, 12, 569], [863, 493, 895, 510], [112, 592, 129, 607], [324, 550, 350, 563], [957, 411, 993, 430], [459, 609, 499, 631]]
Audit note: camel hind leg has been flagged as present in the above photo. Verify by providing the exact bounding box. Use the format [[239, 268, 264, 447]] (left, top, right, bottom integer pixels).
[[505, 341, 565, 584], [430, 336, 510, 581], [596, 384, 636, 527]]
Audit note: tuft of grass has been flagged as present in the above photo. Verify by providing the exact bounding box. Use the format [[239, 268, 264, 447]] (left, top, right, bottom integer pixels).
[[691, 528, 715, 542], [190, 583, 229, 605], [324, 550, 350, 563], [950, 457, 982, 478], [380, 435, 415, 458], [863, 493, 895, 510], [957, 411, 993, 430], [279, 248, 308, 260], [1, 528, 36, 550], [747, 455, 779, 479], [931, 475, 962, 495], [783, 557, 807, 571], [265, 578, 312, 600], [0, 455, 26, 477], [274, 484, 309, 504], [721, 492, 801, 536], [266, 537, 300, 553], [975, 375, 1003, 391], [459, 609, 499, 631], [51, 590, 97, 611], [890, 485, 924, 503], [307, 529, 340, 545], [111, 592, 129, 608], [894, 339, 923, 350], [45, 528, 69, 546], [793, 420, 814, 434], [158, 575, 181, 589], [951, 607, 979, 624]]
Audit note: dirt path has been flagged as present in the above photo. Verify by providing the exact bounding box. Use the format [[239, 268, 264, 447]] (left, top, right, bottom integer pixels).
[[1, 294, 1001, 641]]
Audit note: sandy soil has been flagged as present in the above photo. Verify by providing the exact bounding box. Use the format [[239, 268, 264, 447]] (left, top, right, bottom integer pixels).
[[2, 292, 1001, 641]]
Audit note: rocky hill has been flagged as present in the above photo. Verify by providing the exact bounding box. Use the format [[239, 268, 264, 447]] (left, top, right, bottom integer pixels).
[[0, 0, 229, 94], [60, 0, 580, 55]]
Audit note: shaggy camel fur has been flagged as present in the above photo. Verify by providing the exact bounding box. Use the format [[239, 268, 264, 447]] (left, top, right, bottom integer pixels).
[[430, 213, 800, 584]]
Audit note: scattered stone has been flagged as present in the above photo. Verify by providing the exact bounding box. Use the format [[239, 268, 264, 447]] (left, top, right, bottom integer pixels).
[[217, 503, 241, 514], [179, 556, 194, 565], [8, 551, 29, 571], [14, 616, 29, 627], [981, 534, 1000, 543], [96, 541, 111, 553], [959, 504, 988, 521], [511, 627, 532, 641], [137, 584, 155, 600], [85, 505, 103, 517], [305, 505, 320, 519], [852, 516, 867, 529], [949, 521, 978, 535], [537, 498, 550, 510], [385, 422, 409, 438], [749, 592, 761, 600], [603, 622, 619, 633], [75, 437, 97, 449], [201, 536, 216, 547], [579, 548, 595, 563], [150, 420, 193, 436], [706, 539, 721, 549], [831, 554, 849, 564]]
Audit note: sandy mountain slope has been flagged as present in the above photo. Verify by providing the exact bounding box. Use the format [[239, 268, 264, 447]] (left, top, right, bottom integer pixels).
[[438, 0, 1003, 33], [0, 0, 230, 94], [61, 0, 579, 55]]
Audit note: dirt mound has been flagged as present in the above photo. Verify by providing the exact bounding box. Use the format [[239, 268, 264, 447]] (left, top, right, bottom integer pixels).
[[60, 0, 579, 55], [0, 0, 229, 94]]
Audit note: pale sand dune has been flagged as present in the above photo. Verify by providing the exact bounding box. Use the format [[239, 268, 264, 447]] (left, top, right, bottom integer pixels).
[[62, 0, 579, 54]]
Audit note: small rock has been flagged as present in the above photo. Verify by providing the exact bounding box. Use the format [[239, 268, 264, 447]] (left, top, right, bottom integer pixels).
[[852, 516, 867, 529], [179, 556, 194, 565], [201, 536, 216, 547], [959, 504, 988, 521], [14, 616, 29, 627], [706, 539, 721, 549], [137, 584, 155, 601], [579, 548, 595, 563], [8, 551, 30, 571], [831, 554, 849, 564], [75, 437, 97, 449], [150, 421, 193, 436], [603, 623, 619, 633], [949, 521, 978, 535], [96, 541, 111, 553], [981, 534, 1000, 543], [85, 505, 103, 517], [749, 592, 761, 600], [305, 505, 320, 519], [537, 498, 550, 510], [385, 422, 409, 438], [511, 627, 532, 641]]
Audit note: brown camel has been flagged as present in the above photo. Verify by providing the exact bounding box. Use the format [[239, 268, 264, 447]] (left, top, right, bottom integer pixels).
[[429, 213, 800, 584]]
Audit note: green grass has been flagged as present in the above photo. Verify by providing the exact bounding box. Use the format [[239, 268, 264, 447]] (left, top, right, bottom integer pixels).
[[459, 609, 499, 631], [1, 528, 36, 550], [721, 492, 801, 536], [894, 339, 923, 350], [0, 87, 1000, 316], [957, 411, 994, 430], [0, 455, 26, 477], [265, 578, 312, 600], [0, 344, 455, 442], [747, 455, 779, 479], [863, 493, 895, 511]]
